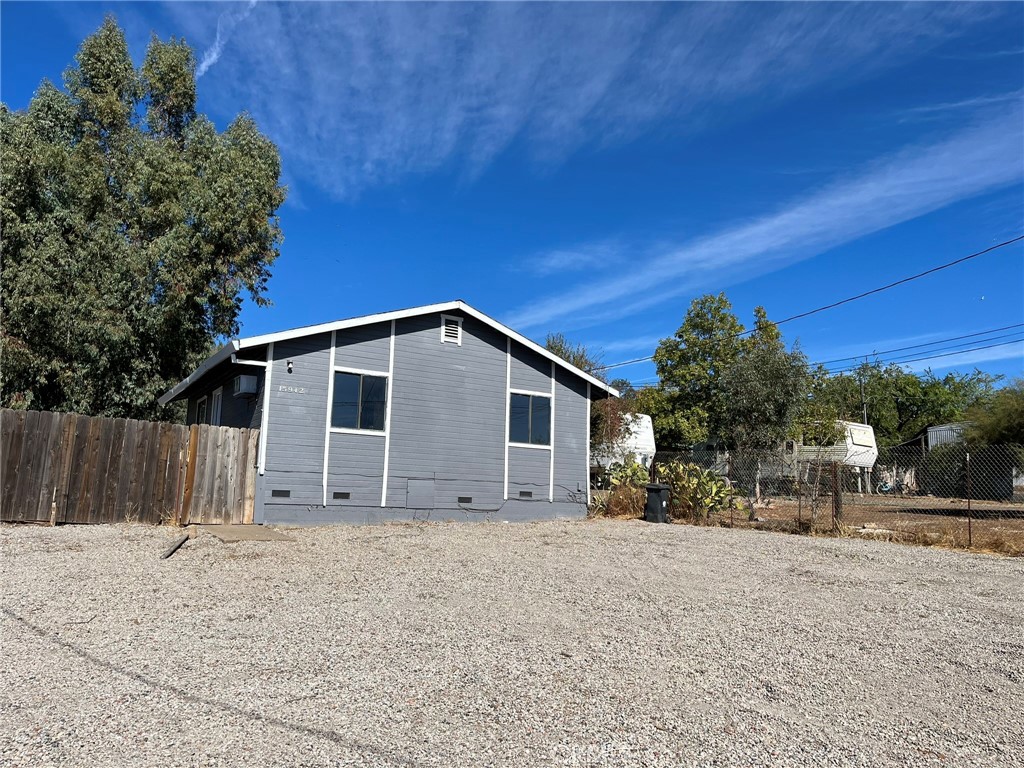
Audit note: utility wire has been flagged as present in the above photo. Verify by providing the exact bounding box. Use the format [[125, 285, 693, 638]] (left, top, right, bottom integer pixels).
[[759, 235, 1023, 330], [824, 335, 1024, 375], [625, 336, 1024, 389], [594, 235, 1023, 372], [815, 323, 1024, 366]]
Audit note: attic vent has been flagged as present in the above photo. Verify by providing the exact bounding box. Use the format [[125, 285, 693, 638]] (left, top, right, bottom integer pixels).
[[440, 315, 462, 346]]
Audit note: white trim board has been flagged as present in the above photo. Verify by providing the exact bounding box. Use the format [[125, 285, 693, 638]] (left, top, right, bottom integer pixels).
[[160, 300, 618, 404], [321, 330, 337, 506], [381, 319, 396, 507]]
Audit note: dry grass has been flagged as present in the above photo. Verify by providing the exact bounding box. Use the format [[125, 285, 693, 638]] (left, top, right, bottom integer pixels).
[[589, 487, 646, 520]]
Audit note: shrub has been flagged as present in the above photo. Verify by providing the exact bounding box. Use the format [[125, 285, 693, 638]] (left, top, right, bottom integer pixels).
[[656, 460, 733, 524]]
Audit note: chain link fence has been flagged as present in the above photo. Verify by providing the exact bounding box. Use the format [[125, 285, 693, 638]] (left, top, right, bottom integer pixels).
[[648, 444, 1024, 555]]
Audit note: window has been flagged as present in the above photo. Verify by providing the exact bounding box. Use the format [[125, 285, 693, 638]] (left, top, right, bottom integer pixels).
[[196, 396, 208, 425], [440, 314, 462, 345], [331, 372, 387, 431], [210, 387, 223, 426], [509, 393, 551, 445]]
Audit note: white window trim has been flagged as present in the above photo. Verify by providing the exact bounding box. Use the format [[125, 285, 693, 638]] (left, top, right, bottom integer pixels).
[[503, 338, 510, 500], [381, 319, 396, 507], [586, 382, 591, 506], [440, 314, 463, 345], [210, 387, 223, 427], [327, 365, 391, 435], [549, 362, 556, 502], [508, 441, 552, 451], [321, 330, 337, 505], [332, 365, 390, 378], [195, 395, 208, 425], [257, 341, 274, 476], [506, 390, 553, 450], [330, 426, 386, 436]]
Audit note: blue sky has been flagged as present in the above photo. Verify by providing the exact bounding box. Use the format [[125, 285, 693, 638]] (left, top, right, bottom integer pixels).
[[3, 2, 1023, 387]]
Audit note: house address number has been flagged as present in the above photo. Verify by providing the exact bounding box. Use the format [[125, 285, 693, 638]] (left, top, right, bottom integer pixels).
[[278, 385, 307, 394]]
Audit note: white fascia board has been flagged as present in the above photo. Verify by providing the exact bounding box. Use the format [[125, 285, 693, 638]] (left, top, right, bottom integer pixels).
[[456, 304, 619, 397], [157, 341, 239, 405], [162, 299, 619, 406], [236, 301, 464, 349]]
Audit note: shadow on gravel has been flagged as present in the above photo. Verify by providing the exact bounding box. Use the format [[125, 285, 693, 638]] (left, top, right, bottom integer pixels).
[[1, 607, 419, 766]]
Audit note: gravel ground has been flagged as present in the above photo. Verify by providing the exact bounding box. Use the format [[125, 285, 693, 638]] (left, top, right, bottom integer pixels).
[[1, 520, 1021, 768]]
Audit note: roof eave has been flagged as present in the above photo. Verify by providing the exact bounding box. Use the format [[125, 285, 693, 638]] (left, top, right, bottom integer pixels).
[[157, 341, 239, 406]]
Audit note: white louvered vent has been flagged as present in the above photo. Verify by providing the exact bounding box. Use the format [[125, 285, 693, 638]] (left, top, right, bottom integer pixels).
[[440, 315, 463, 346]]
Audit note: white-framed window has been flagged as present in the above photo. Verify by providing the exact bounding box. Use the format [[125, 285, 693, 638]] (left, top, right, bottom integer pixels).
[[508, 392, 551, 446], [196, 395, 208, 425], [210, 387, 223, 426], [440, 314, 463, 346], [331, 370, 388, 431]]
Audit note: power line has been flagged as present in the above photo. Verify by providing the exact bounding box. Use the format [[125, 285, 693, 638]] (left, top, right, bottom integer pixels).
[[762, 235, 1023, 329], [815, 323, 1024, 366], [824, 335, 1024, 375], [594, 235, 1023, 372], [625, 336, 1024, 388]]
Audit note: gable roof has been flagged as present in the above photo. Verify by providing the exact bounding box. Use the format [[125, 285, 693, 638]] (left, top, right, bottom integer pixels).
[[159, 300, 619, 405]]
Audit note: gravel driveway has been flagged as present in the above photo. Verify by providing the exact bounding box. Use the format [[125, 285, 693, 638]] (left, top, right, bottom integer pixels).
[[1, 520, 1021, 767]]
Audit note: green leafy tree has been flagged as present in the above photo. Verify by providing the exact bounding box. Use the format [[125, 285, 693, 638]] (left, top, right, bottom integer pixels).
[[626, 384, 706, 450], [653, 293, 745, 445], [1, 17, 285, 419], [720, 306, 810, 449], [545, 332, 603, 375], [652, 295, 810, 450], [965, 379, 1024, 446], [812, 363, 998, 446]]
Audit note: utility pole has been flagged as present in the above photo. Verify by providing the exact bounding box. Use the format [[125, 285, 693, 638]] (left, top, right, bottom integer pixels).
[[859, 358, 868, 424]]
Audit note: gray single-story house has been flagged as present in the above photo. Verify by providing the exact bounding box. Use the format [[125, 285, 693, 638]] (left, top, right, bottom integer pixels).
[[159, 301, 618, 524]]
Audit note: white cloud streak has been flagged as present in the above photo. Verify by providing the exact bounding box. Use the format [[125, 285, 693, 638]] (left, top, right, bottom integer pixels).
[[169, 2, 1002, 197], [196, 0, 257, 79], [504, 105, 1024, 332]]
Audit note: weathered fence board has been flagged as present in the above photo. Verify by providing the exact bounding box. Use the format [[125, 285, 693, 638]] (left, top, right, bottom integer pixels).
[[0, 409, 259, 525]]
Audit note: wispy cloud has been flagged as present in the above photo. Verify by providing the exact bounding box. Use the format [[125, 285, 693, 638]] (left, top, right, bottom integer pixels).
[[168, 2, 1000, 198], [522, 241, 624, 276], [504, 104, 1024, 331], [196, 0, 257, 79], [899, 91, 1022, 122]]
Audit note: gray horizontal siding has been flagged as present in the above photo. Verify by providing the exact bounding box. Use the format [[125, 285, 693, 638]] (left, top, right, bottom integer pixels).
[[508, 445, 550, 497], [385, 312, 507, 507], [184, 360, 262, 430], [335, 322, 390, 372], [327, 431, 385, 506], [553, 371, 588, 501], [251, 309, 596, 523], [264, 333, 331, 505], [510, 341, 552, 393]]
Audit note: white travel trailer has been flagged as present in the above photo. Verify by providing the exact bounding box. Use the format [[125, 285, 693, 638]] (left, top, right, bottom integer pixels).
[[592, 413, 657, 470], [787, 421, 879, 469]]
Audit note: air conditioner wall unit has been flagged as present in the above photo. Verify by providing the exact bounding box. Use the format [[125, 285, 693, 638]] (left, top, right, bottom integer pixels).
[[233, 375, 258, 397]]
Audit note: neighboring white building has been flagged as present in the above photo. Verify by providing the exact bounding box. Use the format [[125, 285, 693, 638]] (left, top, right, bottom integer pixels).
[[592, 413, 657, 470]]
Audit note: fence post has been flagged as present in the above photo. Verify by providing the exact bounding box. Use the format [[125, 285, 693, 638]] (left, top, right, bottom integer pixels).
[[966, 451, 972, 548], [831, 461, 842, 532]]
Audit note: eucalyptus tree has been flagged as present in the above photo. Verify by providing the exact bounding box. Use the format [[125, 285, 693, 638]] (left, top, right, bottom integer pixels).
[[1, 17, 286, 419]]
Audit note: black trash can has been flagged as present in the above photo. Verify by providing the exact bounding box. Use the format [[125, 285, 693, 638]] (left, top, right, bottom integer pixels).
[[644, 483, 671, 523]]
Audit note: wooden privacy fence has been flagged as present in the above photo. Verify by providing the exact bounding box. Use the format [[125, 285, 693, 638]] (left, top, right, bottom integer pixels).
[[0, 409, 259, 525]]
